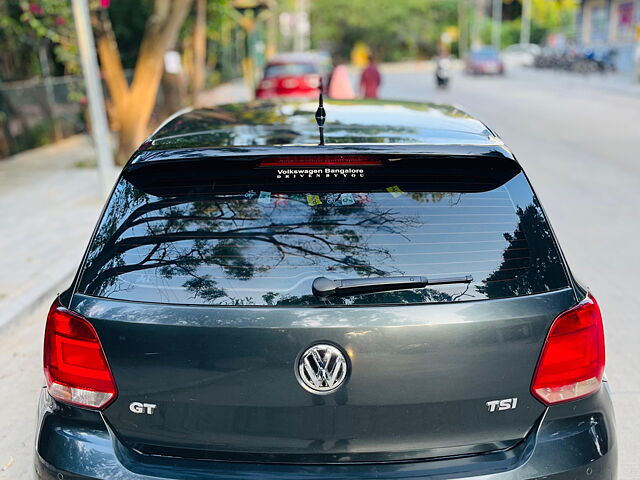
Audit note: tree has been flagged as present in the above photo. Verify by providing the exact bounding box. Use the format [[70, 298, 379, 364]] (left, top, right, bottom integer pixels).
[[0, 2, 45, 81], [95, 0, 193, 164], [17, 0, 81, 76], [310, 0, 458, 61], [19, 0, 193, 164], [192, 0, 207, 95]]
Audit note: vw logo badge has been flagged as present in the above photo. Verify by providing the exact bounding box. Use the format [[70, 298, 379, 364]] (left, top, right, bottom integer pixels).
[[296, 344, 348, 394]]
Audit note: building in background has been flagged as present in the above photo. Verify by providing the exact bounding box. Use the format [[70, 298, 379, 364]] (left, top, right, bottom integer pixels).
[[577, 0, 640, 75]]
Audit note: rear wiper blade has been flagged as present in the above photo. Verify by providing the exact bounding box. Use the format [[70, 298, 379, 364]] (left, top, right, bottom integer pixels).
[[312, 275, 473, 298]]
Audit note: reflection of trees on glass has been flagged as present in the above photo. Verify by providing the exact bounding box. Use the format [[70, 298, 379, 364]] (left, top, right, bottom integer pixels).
[[80, 180, 418, 305], [478, 199, 567, 299]]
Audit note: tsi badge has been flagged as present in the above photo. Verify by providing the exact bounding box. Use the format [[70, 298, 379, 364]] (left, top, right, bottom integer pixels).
[[486, 397, 518, 412], [129, 402, 157, 415]]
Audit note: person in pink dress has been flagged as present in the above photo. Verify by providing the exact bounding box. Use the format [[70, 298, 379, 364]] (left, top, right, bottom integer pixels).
[[359, 55, 381, 99], [327, 64, 355, 100]]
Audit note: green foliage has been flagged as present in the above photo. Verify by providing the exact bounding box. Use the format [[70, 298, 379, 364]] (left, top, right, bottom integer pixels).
[[480, 1, 577, 49], [310, 0, 459, 61], [18, 0, 84, 75], [107, 0, 153, 69], [0, 1, 47, 80], [6, 0, 154, 77], [310, 0, 578, 58], [205, 0, 235, 41]]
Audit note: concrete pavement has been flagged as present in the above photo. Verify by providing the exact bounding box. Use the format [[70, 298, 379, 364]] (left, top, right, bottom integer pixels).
[[0, 134, 105, 332], [379, 64, 640, 478]]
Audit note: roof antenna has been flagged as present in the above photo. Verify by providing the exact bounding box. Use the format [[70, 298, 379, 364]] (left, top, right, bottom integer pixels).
[[315, 78, 326, 146]]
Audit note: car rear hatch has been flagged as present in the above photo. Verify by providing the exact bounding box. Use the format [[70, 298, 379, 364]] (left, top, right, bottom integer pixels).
[[72, 154, 574, 463]]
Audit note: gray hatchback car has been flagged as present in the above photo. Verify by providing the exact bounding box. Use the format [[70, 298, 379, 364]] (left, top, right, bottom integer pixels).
[[35, 99, 616, 479]]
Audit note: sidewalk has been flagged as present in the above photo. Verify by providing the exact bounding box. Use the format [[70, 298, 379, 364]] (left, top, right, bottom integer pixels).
[[0, 80, 251, 331], [196, 78, 252, 107], [0, 135, 103, 330]]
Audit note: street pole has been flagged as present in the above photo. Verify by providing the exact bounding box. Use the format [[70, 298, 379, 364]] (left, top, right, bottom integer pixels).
[[458, 0, 468, 59], [294, 0, 309, 52], [492, 0, 502, 50], [471, 0, 485, 49], [520, 0, 532, 44], [71, 0, 114, 198]]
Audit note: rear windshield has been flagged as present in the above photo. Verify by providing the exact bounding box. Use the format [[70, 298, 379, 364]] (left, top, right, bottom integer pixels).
[[265, 63, 318, 78], [76, 156, 569, 306]]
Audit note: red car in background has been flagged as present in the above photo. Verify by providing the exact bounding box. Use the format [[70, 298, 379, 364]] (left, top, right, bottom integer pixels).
[[466, 47, 505, 75], [255, 52, 329, 99]]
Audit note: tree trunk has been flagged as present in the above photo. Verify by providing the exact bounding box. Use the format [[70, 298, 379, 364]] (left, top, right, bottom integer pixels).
[[95, 0, 193, 165], [95, 10, 129, 131], [192, 0, 207, 95]]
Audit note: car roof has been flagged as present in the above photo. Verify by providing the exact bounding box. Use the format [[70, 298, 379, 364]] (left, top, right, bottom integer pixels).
[[132, 99, 513, 165]]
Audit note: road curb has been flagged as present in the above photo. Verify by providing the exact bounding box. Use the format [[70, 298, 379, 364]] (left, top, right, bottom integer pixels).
[[0, 266, 74, 332]]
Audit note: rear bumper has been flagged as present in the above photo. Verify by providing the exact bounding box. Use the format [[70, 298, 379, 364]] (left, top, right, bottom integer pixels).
[[34, 384, 617, 480]]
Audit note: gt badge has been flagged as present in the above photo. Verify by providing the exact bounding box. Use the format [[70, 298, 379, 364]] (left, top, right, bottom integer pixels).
[[129, 402, 157, 415]]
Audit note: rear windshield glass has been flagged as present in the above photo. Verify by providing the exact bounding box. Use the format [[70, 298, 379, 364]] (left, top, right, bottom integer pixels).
[[265, 63, 318, 77], [77, 156, 569, 306]]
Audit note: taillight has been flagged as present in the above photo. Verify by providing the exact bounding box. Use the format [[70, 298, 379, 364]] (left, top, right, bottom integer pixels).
[[43, 299, 117, 409], [305, 74, 320, 88], [531, 294, 605, 405]]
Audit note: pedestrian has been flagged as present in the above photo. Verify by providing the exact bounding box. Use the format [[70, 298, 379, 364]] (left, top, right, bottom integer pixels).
[[359, 55, 381, 99], [328, 63, 355, 100]]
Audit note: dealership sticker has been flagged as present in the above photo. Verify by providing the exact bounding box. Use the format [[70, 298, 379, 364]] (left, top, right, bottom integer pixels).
[[276, 167, 366, 180], [386, 185, 405, 198], [307, 194, 323, 206]]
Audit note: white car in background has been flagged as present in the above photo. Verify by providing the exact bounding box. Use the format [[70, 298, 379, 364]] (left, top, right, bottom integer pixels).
[[502, 43, 541, 67]]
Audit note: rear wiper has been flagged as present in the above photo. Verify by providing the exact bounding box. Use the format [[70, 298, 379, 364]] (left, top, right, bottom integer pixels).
[[312, 275, 473, 298]]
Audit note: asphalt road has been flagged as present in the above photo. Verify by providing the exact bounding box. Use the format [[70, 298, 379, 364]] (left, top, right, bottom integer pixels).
[[1, 65, 639, 478], [378, 64, 640, 477]]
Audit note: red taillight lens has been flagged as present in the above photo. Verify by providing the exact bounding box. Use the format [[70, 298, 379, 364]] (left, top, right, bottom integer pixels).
[[531, 294, 605, 405], [43, 300, 117, 409], [304, 74, 320, 88]]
